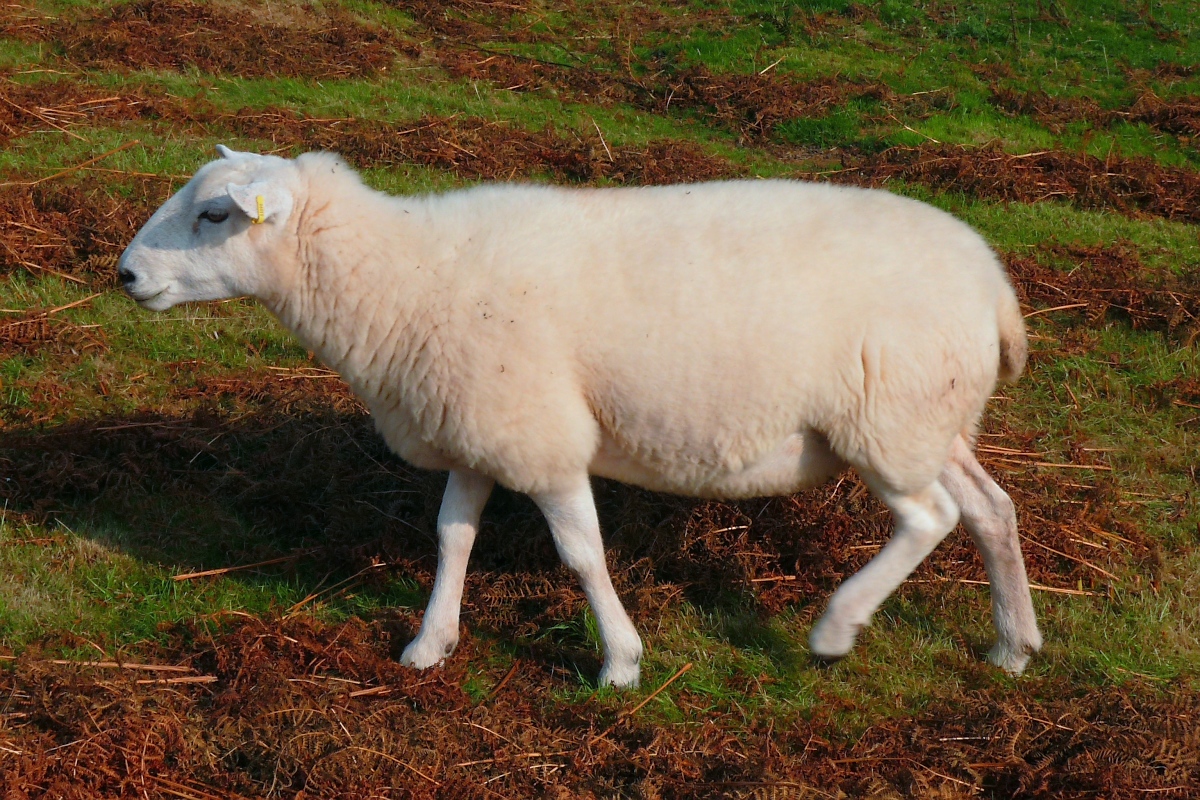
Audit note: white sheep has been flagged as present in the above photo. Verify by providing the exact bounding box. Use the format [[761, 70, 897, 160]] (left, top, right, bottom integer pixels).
[[118, 146, 1042, 687]]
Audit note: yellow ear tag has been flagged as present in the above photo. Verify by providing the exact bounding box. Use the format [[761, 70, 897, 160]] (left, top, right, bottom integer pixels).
[[251, 194, 266, 224]]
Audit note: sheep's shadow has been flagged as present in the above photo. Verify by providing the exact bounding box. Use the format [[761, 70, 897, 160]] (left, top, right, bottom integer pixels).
[[0, 406, 893, 675]]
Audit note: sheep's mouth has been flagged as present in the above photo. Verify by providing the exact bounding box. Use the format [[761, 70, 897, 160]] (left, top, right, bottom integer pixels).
[[130, 287, 168, 306]]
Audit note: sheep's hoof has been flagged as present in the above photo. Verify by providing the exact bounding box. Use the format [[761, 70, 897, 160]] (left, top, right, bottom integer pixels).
[[808, 615, 861, 661], [400, 636, 457, 671], [986, 639, 1040, 676], [598, 659, 641, 689], [810, 652, 845, 669]]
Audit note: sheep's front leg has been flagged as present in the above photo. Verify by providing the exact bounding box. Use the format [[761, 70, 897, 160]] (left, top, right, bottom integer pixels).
[[531, 478, 643, 688], [809, 479, 959, 660], [401, 469, 494, 670]]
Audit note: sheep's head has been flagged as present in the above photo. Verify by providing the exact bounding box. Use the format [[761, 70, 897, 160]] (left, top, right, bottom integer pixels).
[[118, 145, 300, 311]]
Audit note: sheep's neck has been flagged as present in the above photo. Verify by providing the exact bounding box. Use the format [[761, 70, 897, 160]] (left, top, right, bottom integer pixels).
[[264, 199, 439, 412]]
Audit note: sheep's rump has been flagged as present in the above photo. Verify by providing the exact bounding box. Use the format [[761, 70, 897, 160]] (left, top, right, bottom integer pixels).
[[384, 179, 1018, 497]]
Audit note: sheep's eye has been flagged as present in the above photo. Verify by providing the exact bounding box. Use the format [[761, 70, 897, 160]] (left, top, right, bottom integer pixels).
[[199, 209, 228, 223]]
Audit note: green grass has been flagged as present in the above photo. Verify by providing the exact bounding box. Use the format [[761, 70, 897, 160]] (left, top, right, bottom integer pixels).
[[1, 0, 1198, 754]]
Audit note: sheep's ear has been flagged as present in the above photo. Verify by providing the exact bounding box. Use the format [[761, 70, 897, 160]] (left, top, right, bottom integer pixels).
[[216, 144, 251, 160], [227, 181, 293, 226]]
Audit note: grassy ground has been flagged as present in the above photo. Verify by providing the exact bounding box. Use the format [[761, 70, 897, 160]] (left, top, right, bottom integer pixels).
[[1, 0, 1199, 797]]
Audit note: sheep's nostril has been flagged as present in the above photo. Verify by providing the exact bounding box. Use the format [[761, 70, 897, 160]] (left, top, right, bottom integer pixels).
[[117, 267, 136, 285]]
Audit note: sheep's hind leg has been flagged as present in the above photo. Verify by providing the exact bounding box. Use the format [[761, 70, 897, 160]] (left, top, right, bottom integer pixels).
[[940, 435, 1041, 674], [809, 478, 959, 661], [531, 477, 643, 689], [401, 469, 494, 670]]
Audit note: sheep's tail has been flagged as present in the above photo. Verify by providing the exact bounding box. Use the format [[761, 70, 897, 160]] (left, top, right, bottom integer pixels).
[[996, 283, 1027, 384]]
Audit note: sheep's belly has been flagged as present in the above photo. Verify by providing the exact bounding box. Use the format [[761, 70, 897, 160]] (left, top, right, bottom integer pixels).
[[589, 430, 845, 500]]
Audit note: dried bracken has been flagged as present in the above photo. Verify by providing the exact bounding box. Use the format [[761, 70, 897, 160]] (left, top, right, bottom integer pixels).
[[8, 120, 1200, 300], [0, 370, 1146, 631], [1125, 90, 1200, 138], [0, 306, 106, 357], [991, 86, 1200, 140], [218, 109, 738, 184], [1005, 241, 1200, 335], [0, 80, 176, 146], [439, 49, 893, 139], [1, 614, 1194, 798], [1, 81, 736, 196], [0, 115, 732, 287], [1, 5, 1195, 793], [0, 178, 169, 283], [989, 86, 1108, 130], [4, 74, 1198, 227], [382, 0, 729, 45], [836, 142, 1200, 224], [2, 0, 401, 79]]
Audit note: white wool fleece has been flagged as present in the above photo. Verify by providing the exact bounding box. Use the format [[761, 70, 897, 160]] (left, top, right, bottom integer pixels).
[[119, 148, 1038, 687]]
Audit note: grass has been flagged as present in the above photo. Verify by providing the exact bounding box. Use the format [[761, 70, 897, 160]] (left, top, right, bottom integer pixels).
[[1, 0, 1199, 796]]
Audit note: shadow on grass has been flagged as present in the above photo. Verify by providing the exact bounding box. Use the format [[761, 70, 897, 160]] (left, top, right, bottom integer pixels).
[[0, 404, 865, 672], [0, 386, 1140, 677]]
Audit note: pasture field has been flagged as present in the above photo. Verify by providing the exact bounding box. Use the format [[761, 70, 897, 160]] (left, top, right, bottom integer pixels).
[[1, 0, 1199, 796]]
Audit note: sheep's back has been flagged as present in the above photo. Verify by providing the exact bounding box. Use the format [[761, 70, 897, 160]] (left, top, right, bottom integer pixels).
[[392, 180, 1011, 494]]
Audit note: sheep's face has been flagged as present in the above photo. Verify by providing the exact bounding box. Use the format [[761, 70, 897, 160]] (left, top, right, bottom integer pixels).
[[118, 146, 298, 311]]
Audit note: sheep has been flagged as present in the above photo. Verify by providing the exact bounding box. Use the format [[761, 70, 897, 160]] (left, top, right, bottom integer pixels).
[[117, 145, 1042, 688]]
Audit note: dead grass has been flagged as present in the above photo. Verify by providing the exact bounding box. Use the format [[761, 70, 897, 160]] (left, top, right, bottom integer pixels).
[[223, 109, 737, 183], [1, 614, 1195, 798], [0, 178, 170, 284], [1004, 241, 1200, 336], [2, 0, 401, 79], [835, 142, 1200, 224], [0, 79, 174, 145], [991, 87, 1200, 140], [439, 48, 893, 140]]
